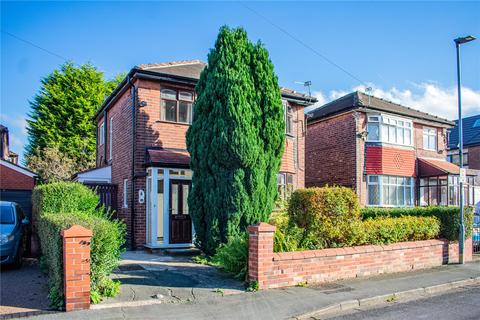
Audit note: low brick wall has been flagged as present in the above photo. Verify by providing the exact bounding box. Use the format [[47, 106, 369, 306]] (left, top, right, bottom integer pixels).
[[248, 223, 473, 289]]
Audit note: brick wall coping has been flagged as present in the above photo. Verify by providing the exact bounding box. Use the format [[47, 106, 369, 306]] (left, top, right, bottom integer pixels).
[[273, 238, 452, 261], [61, 225, 93, 238], [247, 222, 276, 233]]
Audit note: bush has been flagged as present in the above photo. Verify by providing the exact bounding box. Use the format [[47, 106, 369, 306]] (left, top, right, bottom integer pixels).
[[37, 211, 126, 309], [359, 216, 440, 245], [269, 211, 302, 252], [33, 181, 102, 221], [361, 206, 473, 240], [211, 234, 248, 280], [288, 187, 361, 249]]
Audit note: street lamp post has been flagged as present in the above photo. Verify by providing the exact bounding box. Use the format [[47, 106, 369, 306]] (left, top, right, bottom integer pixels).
[[454, 35, 476, 264]]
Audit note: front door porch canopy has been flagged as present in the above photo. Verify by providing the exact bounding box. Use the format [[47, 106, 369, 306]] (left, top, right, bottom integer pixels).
[[145, 148, 190, 168], [418, 158, 475, 178]]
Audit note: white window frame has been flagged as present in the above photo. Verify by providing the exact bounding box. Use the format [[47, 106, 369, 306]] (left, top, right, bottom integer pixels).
[[109, 117, 114, 160], [123, 179, 128, 208], [99, 122, 105, 145], [367, 175, 415, 207], [283, 100, 294, 136], [423, 127, 437, 151], [366, 114, 413, 147]]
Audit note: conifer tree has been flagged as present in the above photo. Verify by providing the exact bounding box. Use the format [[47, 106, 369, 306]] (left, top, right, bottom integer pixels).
[[187, 26, 285, 254], [25, 62, 122, 173]]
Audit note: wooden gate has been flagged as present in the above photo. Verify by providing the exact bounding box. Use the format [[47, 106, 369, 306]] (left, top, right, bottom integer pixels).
[[84, 183, 118, 218]]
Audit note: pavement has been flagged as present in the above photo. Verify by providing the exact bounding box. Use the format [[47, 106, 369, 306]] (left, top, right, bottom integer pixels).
[[325, 284, 480, 320], [0, 259, 50, 318], [25, 259, 480, 320]]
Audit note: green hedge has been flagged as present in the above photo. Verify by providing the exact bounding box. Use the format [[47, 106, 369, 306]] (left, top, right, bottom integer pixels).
[[358, 216, 440, 245], [288, 187, 361, 249], [38, 211, 126, 309], [361, 206, 473, 240], [33, 181, 102, 221]]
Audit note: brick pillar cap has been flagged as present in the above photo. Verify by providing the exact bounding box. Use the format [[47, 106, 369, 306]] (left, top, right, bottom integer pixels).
[[247, 222, 276, 233], [61, 225, 93, 238]]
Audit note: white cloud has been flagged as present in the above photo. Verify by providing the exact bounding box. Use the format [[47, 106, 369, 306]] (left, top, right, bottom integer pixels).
[[308, 83, 480, 120]]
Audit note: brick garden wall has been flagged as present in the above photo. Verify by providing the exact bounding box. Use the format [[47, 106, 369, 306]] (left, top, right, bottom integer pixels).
[[248, 223, 473, 290]]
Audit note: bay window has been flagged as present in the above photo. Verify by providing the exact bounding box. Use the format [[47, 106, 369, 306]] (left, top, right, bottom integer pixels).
[[161, 89, 193, 124], [423, 127, 437, 151], [367, 175, 414, 207], [366, 115, 413, 146]]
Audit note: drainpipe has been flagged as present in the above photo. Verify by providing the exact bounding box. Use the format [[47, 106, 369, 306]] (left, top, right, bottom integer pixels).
[[128, 76, 136, 250]]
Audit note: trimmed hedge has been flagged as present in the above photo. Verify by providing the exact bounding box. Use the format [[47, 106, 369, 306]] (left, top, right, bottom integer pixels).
[[288, 187, 361, 249], [38, 211, 126, 309], [33, 181, 102, 220], [359, 216, 440, 245], [34, 182, 125, 308], [361, 206, 473, 240]]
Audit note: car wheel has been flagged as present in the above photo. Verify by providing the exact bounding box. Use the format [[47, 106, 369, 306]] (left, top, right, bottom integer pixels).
[[13, 242, 24, 269]]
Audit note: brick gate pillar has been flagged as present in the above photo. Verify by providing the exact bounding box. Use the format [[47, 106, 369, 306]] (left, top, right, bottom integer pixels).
[[247, 222, 275, 289], [61, 225, 92, 312]]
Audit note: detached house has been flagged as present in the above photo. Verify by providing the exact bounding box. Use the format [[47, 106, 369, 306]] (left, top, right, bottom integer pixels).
[[78, 60, 316, 249], [305, 91, 477, 208]]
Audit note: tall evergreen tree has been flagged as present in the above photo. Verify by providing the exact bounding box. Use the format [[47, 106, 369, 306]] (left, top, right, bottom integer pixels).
[[25, 62, 122, 173], [187, 26, 285, 254]]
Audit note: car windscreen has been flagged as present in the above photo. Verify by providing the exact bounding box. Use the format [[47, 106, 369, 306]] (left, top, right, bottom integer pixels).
[[0, 205, 15, 224]]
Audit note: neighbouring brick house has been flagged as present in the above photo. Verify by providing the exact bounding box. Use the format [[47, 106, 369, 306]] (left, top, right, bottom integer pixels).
[[79, 60, 316, 249], [447, 114, 480, 172], [305, 91, 477, 208]]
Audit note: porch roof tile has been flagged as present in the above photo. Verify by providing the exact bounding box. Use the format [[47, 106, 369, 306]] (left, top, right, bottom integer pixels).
[[146, 148, 190, 168]]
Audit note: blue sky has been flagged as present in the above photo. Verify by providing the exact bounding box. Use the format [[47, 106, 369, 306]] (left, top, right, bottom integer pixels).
[[1, 1, 479, 161]]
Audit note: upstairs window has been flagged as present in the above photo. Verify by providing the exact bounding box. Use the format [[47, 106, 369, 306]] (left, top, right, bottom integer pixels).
[[423, 127, 437, 151], [98, 122, 105, 145], [283, 100, 294, 136], [109, 117, 114, 160], [161, 89, 193, 124], [366, 115, 412, 146]]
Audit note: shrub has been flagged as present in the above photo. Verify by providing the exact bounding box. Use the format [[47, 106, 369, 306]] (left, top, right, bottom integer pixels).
[[37, 211, 126, 308], [269, 211, 302, 252], [361, 206, 473, 240], [359, 216, 440, 245], [33, 181, 103, 221], [211, 234, 248, 280], [288, 187, 361, 249]]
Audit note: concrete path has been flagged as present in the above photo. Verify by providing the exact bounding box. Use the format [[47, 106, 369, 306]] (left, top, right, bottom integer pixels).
[[95, 251, 245, 308], [27, 261, 480, 320]]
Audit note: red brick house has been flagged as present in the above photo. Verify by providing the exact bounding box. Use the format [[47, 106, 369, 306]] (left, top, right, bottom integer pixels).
[[305, 91, 477, 207], [79, 60, 316, 249]]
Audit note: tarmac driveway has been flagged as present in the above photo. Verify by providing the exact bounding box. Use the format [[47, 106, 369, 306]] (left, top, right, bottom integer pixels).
[[96, 251, 245, 309], [0, 259, 50, 318]]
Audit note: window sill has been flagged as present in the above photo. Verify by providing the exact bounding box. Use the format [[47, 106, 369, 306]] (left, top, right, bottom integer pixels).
[[155, 120, 191, 126]]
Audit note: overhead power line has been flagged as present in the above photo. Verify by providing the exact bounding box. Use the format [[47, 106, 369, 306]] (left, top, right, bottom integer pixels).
[[240, 2, 369, 87], [1, 30, 68, 61]]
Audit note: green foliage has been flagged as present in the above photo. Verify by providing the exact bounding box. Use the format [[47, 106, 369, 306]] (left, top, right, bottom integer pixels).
[[37, 211, 125, 308], [25, 62, 123, 175], [27, 146, 78, 182], [358, 216, 440, 245], [246, 281, 259, 292], [211, 234, 249, 280], [287, 187, 361, 249], [269, 211, 302, 252], [186, 26, 285, 255], [33, 181, 103, 222], [361, 206, 473, 240], [34, 182, 124, 308]]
